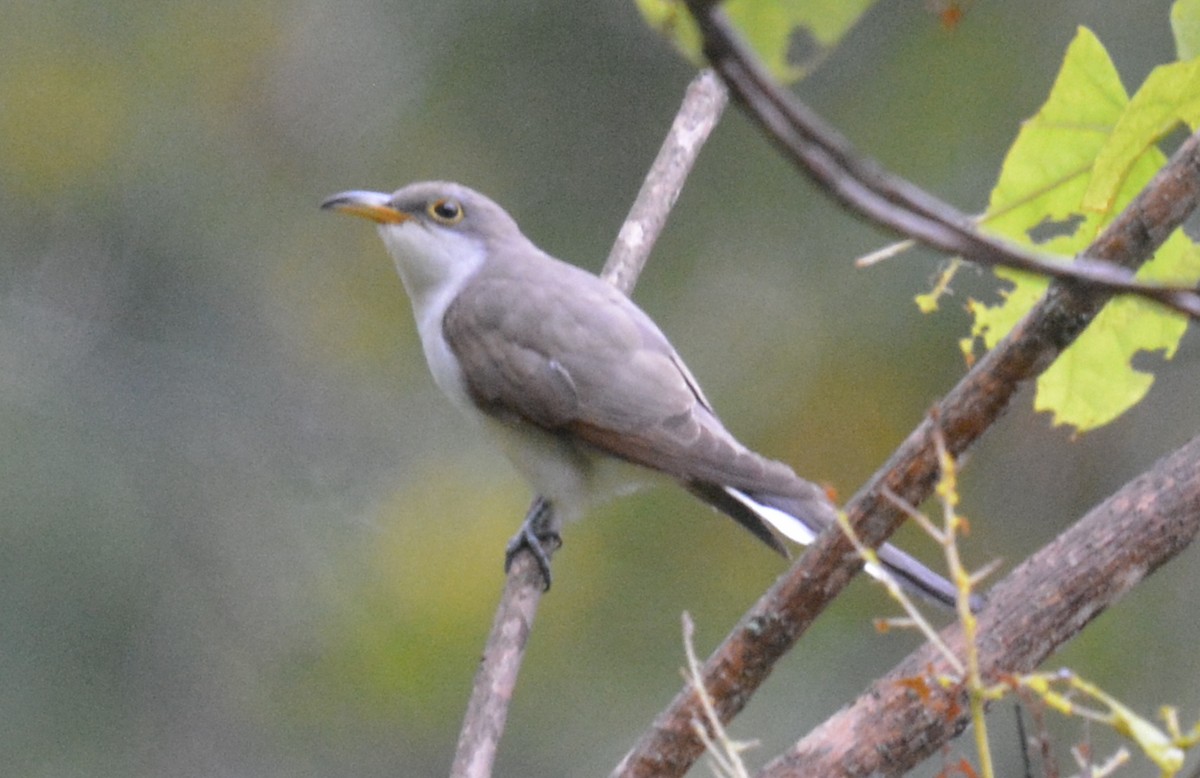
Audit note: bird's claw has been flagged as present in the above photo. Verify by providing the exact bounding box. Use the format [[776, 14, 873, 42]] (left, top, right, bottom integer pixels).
[[504, 497, 561, 591]]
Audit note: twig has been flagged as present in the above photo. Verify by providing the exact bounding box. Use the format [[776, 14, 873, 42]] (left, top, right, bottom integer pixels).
[[684, 1, 1200, 319], [680, 613, 755, 778], [448, 68, 727, 778], [449, 551, 549, 778], [602, 69, 729, 292], [611, 85, 1200, 778], [832, 506, 963, 675], [757, 433, 1200, 775]]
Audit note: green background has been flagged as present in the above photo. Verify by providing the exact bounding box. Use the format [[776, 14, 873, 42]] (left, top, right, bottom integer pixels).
[[2, 2, 1195, 776]]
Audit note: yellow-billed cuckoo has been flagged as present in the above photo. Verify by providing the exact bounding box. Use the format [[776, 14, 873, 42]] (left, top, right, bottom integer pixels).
[[322, 181, 965, 607]]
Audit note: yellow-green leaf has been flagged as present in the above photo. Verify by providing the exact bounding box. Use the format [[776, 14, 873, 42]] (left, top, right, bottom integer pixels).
[[968, 27, 1200, 432], [1172, 0, 1200, 60], [1084, 57, 1200, 211], [636, 0, 877, 83], [970, 27, 1127, 353]]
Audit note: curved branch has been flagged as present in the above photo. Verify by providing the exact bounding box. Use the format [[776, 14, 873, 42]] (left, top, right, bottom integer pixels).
[[612, 72, 1200, 778], [684, 1, 1200, 319], [759, 432, 1200, 776], [449, 69, 727, 778]]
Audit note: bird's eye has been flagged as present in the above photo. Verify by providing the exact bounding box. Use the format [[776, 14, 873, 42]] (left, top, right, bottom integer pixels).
[[428, 198, 463, 224]]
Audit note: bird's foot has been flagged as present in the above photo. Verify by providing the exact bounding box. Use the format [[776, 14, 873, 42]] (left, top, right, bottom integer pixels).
[[504, 497, 562, 591]]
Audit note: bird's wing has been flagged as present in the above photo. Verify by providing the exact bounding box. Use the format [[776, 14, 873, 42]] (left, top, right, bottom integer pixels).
[[442, 256, 801, 494]]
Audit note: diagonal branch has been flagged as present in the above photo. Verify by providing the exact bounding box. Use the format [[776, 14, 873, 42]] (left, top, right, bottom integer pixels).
[[612, 36, 1200, 778], [758, 432, 1200, 777], [448, 69, 727, 778], [602, 69, 729, 291], [684, 0, 1200, 319]]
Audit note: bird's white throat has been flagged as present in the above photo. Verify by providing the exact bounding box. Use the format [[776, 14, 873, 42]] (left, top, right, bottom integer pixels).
[[378, 222, 487, 414]]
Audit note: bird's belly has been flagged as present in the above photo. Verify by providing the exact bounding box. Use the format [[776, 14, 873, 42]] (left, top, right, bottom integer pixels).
[[481, 416, 661, 521]]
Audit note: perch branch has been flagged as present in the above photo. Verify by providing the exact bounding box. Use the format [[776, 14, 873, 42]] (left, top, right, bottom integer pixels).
[[449, 69, 727, 778]]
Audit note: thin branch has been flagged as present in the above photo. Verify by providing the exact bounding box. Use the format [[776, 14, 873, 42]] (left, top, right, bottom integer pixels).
[[684, 1, 1200, 319], [449, 551, 550, 778], [681, 612, 756, 778], [757, 432, 1200, 776], [448, 69, 727, 778], [602, 69, 729, 292], [611, 82, 1200, 778]]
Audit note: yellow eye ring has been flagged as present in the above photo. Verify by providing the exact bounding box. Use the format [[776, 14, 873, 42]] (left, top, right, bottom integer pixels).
[[428, 198, 464, 224]]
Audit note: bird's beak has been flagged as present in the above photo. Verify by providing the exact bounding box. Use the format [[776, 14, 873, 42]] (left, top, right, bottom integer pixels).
[[320, 190, 411, 224]]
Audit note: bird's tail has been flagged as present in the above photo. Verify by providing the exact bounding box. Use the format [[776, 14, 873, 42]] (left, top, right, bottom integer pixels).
[[688, 481, 979, 611]]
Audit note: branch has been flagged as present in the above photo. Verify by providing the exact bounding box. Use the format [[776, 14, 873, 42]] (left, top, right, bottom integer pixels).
[[448, 69, 727, 778], [758, 432, 1200, 776], [612, 64, 1200, 778], [602, 69, 729, 292], [449, 551, 551, 778], [683, 0, 1200, 319]]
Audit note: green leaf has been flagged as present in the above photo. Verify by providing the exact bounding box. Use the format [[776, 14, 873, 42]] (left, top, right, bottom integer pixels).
[[636, 0, 877, 83], [968, 27, 1200, 432], [1172, 0, 1200, 60], [970, 28, 1127, 349], [1084, 57, 1200, 211]]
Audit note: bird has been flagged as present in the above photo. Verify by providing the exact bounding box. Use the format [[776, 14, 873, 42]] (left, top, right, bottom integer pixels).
[[322, 181, 968, 608]]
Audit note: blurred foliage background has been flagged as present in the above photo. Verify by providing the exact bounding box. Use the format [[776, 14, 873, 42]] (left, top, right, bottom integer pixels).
[[2, 1, 1196, 776]]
